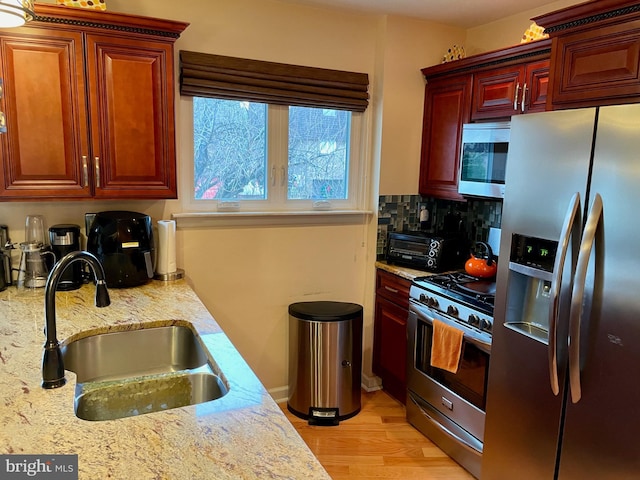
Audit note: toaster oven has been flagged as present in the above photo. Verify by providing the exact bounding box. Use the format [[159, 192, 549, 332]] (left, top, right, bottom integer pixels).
[[386, 231, 467, 272]]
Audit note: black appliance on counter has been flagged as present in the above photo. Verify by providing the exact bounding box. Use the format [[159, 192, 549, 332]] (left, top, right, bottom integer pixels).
[[406, 272, 495, 479], [87, 211, 154, 288], [49, 224, 82, 291], [385, 231, 467, 272]]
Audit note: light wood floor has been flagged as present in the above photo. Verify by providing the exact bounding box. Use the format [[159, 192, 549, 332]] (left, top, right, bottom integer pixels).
[[279, 390, 475, 479]]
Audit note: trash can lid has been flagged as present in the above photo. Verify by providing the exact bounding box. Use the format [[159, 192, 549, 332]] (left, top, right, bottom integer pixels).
[[289, 301, 362, 321]]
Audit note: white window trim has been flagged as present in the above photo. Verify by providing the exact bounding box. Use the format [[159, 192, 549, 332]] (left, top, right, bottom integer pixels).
[[177, 97, 373, 226]]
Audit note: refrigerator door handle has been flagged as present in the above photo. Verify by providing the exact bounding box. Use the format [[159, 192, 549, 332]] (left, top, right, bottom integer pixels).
[[568, 193, 603, 404], [548, 192, 581, 395]]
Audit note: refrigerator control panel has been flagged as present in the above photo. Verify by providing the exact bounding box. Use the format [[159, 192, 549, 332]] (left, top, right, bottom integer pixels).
[[510, 234, 558, 273]]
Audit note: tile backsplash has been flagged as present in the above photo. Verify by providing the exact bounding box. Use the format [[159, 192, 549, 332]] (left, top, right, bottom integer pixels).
[[377, 195, 502, 258]]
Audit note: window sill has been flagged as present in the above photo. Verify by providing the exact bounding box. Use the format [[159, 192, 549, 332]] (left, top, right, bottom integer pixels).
[[172, 210, 374, 228]]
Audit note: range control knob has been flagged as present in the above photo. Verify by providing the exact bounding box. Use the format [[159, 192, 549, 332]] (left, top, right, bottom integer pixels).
[[428, 297, 439, 308], [468, 314, 481, 327], [480, 319, 492, 331], [419, 293, 427, 303], [447, 305, 459, 317]]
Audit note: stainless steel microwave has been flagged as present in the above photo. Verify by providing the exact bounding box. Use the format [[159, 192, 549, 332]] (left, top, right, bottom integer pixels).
[[458, 122, 510, 199]]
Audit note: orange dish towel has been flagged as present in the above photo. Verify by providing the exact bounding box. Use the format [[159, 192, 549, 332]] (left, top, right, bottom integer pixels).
[[430, 319, 464, 373]]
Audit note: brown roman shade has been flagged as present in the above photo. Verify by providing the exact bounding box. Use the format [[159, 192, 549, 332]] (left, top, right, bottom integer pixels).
[[179, 51, 369, 112]]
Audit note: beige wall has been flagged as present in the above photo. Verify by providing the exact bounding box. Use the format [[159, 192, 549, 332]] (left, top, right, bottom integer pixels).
[[4, 0, 572, 397], [377, 17, 464, 195], [465, 0, 582, 54]]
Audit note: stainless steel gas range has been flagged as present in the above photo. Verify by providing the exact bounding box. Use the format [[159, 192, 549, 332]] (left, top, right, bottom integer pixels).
[[406, 272, 494, 479]]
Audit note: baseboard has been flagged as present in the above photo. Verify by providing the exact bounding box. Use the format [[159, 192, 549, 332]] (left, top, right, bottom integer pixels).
[[269, 386, 289, 404], [268, 374, 383, 404], [361, 373, 383, 392]]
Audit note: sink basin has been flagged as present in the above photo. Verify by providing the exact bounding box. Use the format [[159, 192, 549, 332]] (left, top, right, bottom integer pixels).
[[62, 325, 229, 421], [63, 325, 210, 383], [74, 370, 227, 421]]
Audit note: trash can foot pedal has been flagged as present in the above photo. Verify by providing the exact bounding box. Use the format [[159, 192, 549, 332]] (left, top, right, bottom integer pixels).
[[308, 407, 339, 426]]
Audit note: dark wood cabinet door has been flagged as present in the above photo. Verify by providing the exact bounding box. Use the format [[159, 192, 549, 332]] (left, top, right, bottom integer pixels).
[[472, 60, 549, 118], [471, 66, 522, 120], [418, 75, 471, 201], [548, 21, 640, 109], [86, 34, 177, 199], [524, 60, 550, 113], [373, 269, 411, 404], [373, 295, 408, 404], [0, 28, 91, 199]]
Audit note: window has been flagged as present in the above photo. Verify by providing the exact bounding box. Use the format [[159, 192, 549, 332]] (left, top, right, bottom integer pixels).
[[179, 51, 369, 214], [191, 98, 363, 212]]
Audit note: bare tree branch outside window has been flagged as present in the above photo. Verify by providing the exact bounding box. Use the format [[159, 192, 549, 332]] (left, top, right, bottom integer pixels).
[[193, 98, 351, 202], [194, 98, 267, 200]]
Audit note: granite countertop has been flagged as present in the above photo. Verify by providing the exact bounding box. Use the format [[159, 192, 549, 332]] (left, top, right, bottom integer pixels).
[[375, 260, 439, 281], [0, 280, 329, 479]]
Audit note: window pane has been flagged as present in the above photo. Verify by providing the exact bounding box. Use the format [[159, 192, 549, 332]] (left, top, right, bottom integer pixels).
[[193, 98, 267, 200], [288, 107, 351, 200]]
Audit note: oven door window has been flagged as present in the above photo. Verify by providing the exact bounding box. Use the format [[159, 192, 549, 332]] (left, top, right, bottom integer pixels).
[[460, 141, 508, 184], [416, 319, 489, 410]]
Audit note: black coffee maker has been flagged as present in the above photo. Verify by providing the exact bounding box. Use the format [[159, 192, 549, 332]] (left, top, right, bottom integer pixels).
[[49, 224, 82, 291], [86, 211, 154, 288]]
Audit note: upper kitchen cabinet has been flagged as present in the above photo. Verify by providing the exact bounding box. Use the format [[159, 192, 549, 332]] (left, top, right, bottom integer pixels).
[[419, 40, 551, 200], [472, 59, 549, 120], [419, 74, 471, 200], [535, 0, 640, 110], [0, 4, 188, 200]]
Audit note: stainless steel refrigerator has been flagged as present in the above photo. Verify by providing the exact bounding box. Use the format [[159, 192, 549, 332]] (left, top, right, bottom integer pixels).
[[482, 104, 640, 479]]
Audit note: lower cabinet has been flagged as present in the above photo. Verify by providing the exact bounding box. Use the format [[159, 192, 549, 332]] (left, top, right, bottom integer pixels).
[[373, 269, 411, 404]]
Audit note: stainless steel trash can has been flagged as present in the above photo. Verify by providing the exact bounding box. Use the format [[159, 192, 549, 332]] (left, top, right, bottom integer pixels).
[[287, 301, 363, 425]]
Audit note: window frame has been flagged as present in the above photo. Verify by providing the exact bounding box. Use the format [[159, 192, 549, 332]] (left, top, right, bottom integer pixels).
[[181, 97, 369, 216]]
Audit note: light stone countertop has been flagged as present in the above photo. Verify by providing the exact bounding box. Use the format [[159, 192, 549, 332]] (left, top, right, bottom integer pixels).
[[0, 280, 330, 479], [375, 260, 440, 281]]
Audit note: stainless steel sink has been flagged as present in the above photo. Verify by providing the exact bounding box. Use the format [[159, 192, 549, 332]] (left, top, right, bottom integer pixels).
[[74, 371, 227, 421], [62, 325, 229, 421], [63, 325, 210, 383]]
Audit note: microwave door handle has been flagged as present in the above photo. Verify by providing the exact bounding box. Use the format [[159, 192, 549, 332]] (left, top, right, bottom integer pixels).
[[548, 192, 581, 396], [568, 193, 602, 404]]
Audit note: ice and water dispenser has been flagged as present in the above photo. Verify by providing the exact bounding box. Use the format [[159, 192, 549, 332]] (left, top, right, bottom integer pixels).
[[504, 234, 559, 343]]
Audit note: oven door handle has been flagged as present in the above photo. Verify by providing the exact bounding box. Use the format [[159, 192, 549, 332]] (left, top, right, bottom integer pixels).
[[410, 302, 491, 353], [409, 395, 482, 454]]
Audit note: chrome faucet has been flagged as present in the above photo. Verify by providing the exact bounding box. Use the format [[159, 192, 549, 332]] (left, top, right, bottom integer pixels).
[[42, 251, 110, 389]]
